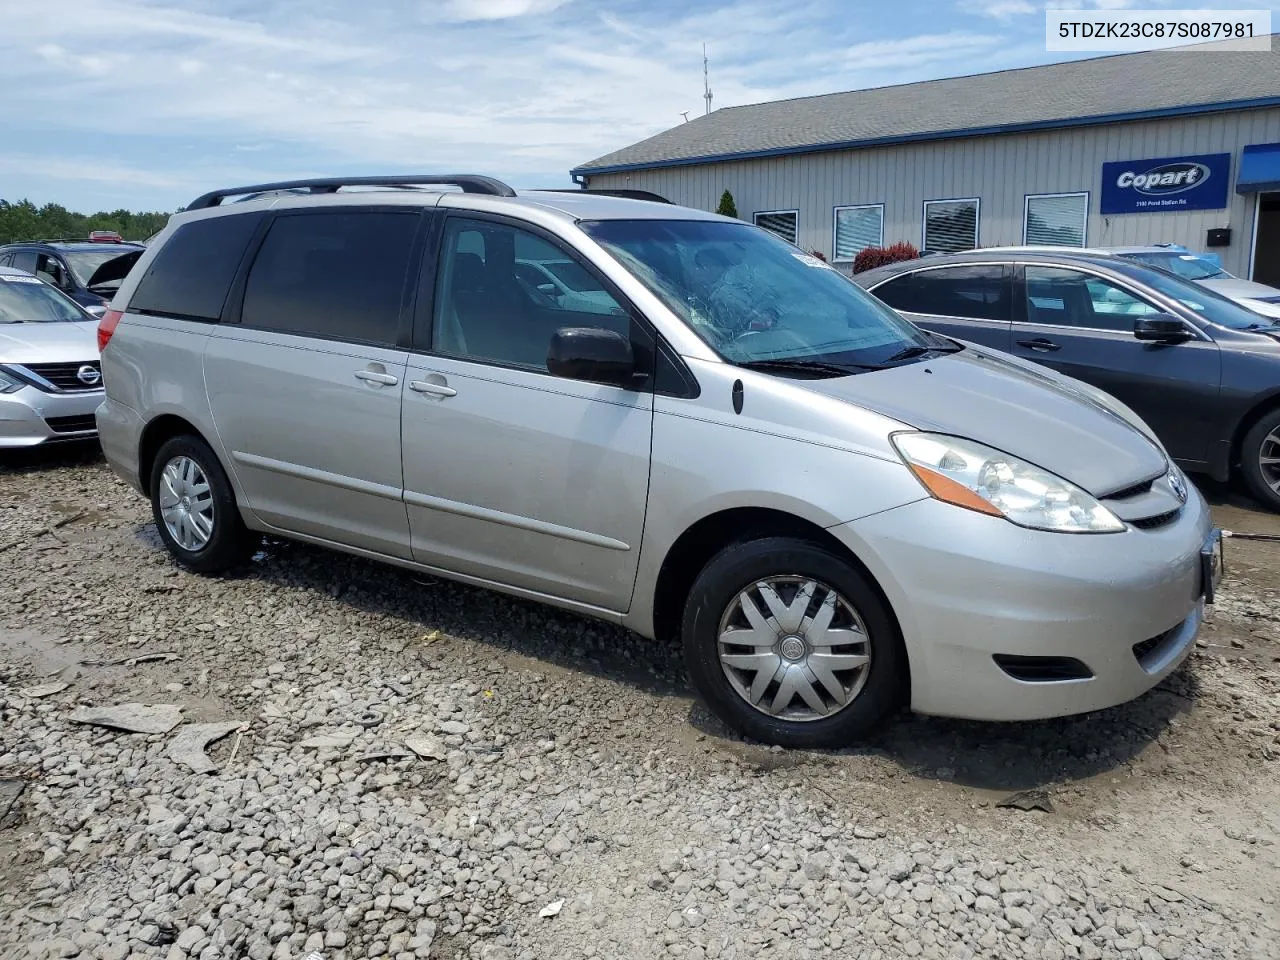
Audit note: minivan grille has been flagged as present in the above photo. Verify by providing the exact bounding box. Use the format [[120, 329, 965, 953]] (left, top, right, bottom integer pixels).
[[23, 361, 102, 392]]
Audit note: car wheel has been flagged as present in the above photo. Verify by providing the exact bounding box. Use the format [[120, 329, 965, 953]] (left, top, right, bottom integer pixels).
[[149, 435, 254, 574], [1241, 408, 1280, 512], [682, 536, 906, 748]]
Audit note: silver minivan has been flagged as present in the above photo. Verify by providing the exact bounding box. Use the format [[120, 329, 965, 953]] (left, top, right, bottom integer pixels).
[[96, 176, 1222, 747]]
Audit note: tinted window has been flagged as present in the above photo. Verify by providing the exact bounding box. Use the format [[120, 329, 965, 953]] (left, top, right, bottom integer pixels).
[[242, 212, 418, 345], [131, 213, 263, 321], [10, 251, 37, 273], [433, 218, 629, 370], [1024, 266, 1160, 331], [874, 266, 1009, 322]]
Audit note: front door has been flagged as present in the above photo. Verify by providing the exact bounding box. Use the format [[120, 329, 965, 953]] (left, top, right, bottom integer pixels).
[[400, 215, 653, 611], [204, 208, 423, 557], [1011, 264, 1221, 467]]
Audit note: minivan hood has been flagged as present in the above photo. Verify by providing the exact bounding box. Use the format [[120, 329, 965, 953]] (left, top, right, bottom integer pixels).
[[0, 320, 99, 364], [1199, 276, 1280, 301], [802, 348, 1167, 496]]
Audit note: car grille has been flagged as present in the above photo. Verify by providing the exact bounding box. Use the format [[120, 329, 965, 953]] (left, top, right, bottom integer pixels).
[[23, 361, 102, 392], [44, 414, 98, 434], [1128, 509, 1181, 530]]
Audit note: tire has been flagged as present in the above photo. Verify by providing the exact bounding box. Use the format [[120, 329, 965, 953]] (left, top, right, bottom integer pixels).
[[149, 434, 254, 574], [681, 536, 906, 748], [1240, 408, 1280, 512]]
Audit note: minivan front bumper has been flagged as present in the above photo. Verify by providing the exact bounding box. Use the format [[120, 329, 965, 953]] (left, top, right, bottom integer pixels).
[[832, 489, 1213, 721]]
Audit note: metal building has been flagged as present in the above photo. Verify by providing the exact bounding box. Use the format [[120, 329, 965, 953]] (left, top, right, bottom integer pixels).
[[572, 41, 1280, 283]]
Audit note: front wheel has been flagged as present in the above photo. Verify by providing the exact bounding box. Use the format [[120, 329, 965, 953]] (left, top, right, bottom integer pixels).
[[149, 435, 254, 574], [681, 536, 906, 748], [1240, 409, 1280, 512]]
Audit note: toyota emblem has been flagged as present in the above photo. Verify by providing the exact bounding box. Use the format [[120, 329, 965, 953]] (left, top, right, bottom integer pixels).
[[1169, 470, 1188, 505], [76, 364, 101, 386]]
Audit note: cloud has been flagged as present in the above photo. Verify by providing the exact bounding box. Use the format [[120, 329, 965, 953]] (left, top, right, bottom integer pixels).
[[0, 0, 1076, 208], [958, 0, 1036, 19], [438, 0, 573, 20]]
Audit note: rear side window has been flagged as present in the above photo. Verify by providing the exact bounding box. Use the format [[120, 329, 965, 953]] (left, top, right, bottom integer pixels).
[[241, 211, 419, 346], [873, 265, 1009, 322], [130, 213, 262, 321]]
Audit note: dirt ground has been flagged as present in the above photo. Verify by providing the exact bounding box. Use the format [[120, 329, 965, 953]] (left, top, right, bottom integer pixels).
[[1, 443, 1277, 960]]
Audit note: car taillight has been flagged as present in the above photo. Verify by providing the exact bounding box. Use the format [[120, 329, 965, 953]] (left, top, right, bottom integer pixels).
[[98, 309, 123, 352]]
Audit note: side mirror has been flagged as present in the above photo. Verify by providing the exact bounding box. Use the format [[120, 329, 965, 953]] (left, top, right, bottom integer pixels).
[[547, 327, 636, 387], [1133, 314, 1190, 343]]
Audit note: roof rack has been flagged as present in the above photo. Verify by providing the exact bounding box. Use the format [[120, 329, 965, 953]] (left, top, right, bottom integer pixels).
[[186, 175, 517, 210], [34, 237, 141, 245], [533, 188, 671, 204]]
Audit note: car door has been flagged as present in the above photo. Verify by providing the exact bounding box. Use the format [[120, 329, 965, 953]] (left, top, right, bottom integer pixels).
[[400, 214, 654, 611], [867, 263, 1012, 350], [204, 207, 425, 558], [1011, 264, 1221, 465]]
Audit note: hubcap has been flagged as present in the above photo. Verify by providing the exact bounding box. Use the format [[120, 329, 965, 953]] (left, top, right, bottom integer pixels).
[[157, 455, 215, 551], [1262, 427, 1280, 496], [717, 576, 872, 723]]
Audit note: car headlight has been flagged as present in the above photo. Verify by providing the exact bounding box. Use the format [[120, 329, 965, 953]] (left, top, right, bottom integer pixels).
[[0, 367, 26, 394], [892, 433, 1125, 534]]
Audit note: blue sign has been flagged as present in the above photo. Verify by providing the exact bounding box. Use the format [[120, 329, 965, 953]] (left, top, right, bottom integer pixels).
[[1100, 152, 1231, 214]]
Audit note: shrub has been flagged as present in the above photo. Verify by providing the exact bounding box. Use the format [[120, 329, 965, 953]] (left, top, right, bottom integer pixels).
[[852, 241, 920, 274], [716, 189, 738, 219], [808, 249, 827, 262]]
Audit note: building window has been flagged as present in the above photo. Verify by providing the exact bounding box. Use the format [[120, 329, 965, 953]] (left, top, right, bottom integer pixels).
[[1024, 192, 1089, 247], [922, 198, 979, 253], [832, 204, 884, 261], [753, 210, 798, 245]]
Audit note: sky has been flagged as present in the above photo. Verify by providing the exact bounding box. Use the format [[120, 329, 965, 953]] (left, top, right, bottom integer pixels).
[[0, 0, 1275, 212]]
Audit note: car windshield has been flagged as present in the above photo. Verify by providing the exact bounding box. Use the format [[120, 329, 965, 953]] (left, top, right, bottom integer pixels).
[[1124, 262, 1276, 329], [62, 249, 135, 287], [0, 275, 87, 323], [581, 219, 934, 368], [1125, 252, 1229, 281]]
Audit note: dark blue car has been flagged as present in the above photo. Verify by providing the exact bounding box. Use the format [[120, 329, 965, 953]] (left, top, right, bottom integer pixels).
[[0, 234, 144, 317], [856, 250, 1280, 512]]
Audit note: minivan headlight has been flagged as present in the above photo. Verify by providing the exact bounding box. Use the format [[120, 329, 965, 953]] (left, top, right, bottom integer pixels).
[[892, 433, 1125, 533]]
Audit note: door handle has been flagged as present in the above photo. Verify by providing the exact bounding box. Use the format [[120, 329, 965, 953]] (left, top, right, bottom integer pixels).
[[1015, 338, 1062, 353], [409, 379, 457, 398], [354, 369, 398, 386]]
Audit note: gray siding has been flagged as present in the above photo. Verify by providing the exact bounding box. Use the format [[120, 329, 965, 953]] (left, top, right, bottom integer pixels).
[[583, 108, 1280, 278]]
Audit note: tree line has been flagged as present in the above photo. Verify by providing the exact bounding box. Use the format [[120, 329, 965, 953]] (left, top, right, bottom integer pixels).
[[0, 199, 172, 244]]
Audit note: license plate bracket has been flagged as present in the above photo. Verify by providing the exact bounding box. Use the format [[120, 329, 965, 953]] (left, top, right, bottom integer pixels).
[[1200, 528, 1224, 604]]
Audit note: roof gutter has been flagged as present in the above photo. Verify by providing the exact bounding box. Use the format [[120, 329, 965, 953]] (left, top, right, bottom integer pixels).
[[571, 96, 1280, 177]]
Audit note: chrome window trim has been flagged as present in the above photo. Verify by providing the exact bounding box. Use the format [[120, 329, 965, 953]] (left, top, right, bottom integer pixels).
[[862, 262, 1009, 324]]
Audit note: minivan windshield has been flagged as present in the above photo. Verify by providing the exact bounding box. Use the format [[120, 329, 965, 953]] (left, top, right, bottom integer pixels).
[[582, 219, 937, 370], [1120, 261, 1278, 329], [1123, 251, 1229, 281], [0, 275, 87, 323]]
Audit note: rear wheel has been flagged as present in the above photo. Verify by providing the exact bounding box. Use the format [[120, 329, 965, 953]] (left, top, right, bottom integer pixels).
[[149, 435, 254, 573], [681, 536, 905, 748], [1240, 408, 1280, 512]]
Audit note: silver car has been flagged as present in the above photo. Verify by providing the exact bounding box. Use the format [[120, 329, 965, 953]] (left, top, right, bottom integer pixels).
[[95, 175, 1222, 747], [0, 266, 104, 446]]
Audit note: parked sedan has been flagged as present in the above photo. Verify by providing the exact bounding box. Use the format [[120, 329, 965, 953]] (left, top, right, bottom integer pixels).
[[856, 251, 1280, 511], [0, 267, 104, 447], [982, 245, 1280, 319]]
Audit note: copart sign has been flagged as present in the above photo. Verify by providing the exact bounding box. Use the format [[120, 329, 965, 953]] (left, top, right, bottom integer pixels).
[[1100, 153, 1231, 214]]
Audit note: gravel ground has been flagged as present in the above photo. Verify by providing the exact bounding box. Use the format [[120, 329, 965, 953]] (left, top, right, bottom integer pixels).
[[1, 443, 1278, 960]]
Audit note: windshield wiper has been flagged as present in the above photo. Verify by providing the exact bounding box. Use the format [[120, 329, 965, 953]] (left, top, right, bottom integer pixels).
[[881, 341, 961, 364], [737, 358, 868, 377]]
